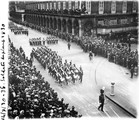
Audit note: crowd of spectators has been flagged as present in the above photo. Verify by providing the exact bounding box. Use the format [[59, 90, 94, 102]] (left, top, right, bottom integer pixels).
[[8, 39, 82, 119], [32, 46, 83, 85]]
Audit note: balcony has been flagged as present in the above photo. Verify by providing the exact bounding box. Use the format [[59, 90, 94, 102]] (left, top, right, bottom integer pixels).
[[25, 8, 89, 17]]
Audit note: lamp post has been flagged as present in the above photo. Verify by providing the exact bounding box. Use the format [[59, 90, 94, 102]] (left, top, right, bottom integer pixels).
[[110, 82, 115, 96]]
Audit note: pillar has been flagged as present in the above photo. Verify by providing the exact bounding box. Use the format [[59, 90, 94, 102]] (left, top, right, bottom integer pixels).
[[34, 15, 35, 26], [53, 18, 56, 30], [57, 19, 59, 30], [37, 16, 39, 26], [55, 18, 57, 30], [66, 19, 68, 33], [38, 16, 40, 26], [21, 14, 24, 22], [79, 19, 82, 37], [72, 19, 75, 35], [61, 18, 63, 32], [44, 16, 47, 28], [49, 17, 51, 29], [110, 82, 115, 96], [45, 17, 47, 28], [41, 16, 43, 27], [42, 16, 44, 27], [43, 16, 45, 27], [40, 16, 42, 26]]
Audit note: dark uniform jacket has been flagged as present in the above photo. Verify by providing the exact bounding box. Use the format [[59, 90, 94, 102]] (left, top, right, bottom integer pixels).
[[99, 94, 105, 104]]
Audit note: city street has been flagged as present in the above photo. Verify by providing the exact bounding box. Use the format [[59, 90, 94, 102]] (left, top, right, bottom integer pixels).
[[9, 24, 138, 118]]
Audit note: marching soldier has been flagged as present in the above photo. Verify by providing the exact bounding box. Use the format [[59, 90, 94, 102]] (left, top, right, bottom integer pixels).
[[130, 65, 134, 78], [79, 66, 83, 83], [68, 42, 71, 50], [98, 88, 105, 112]]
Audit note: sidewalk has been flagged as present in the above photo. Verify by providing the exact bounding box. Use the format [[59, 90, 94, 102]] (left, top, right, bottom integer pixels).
[[105, 90, 137, 118]]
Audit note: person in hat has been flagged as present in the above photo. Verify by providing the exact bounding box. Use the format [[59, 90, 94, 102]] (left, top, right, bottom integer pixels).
[[68, 42, 71, 50], [98, 88, 105, 112], [19, 110, 25, 119], [70, 106, 78, 117], [130, 64, 134, 78], [89, 51, 93, 61], [79, 66, 83, 83]]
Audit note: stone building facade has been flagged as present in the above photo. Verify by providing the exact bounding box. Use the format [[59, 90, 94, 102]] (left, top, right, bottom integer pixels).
[[9, 1, 138, 37]]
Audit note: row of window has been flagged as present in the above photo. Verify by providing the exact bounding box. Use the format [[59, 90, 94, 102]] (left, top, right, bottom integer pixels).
[[26, 1, 138, 14], [97, 17, 137, 26]]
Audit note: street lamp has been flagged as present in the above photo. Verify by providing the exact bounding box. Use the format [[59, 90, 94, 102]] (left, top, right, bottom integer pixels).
[[110, 82, 115, 96]]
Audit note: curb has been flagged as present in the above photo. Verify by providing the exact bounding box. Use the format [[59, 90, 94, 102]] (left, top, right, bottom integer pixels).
[[105, 95, 136, 118]]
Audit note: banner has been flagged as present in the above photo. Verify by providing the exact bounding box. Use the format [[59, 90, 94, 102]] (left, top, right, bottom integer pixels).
[[133, 1, 137, 13], [58, 2, 61, 10], [99, 1, 104, 14], [86, 1, 89, 12], [38, 4, 40, 10], [88, 1, 91, 14], [69, 1, 71, 9], [42, 4, 45, 10], [122, 1, 127, 13], [47, 3, 49, 10], [63, 2, 65, 9], [50, 3, 52, 10], [81, 1, 86, 11], [111, 1, 116, 14], [54, 3, 56, 10], [75, 1, 78, 9], [41, 3, 43, 10], [45, 3, 47, 10]]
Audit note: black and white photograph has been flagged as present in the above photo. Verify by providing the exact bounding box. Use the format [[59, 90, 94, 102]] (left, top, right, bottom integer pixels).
[[0, 0, 139, 119]]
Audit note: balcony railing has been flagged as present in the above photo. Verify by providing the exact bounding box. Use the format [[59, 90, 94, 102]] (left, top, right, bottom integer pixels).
[[25, 9, 87, 16]]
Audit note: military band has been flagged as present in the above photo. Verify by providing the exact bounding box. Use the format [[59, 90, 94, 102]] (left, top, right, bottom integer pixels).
[[32, 46, 83, 86], [29, 36, 59, 46]]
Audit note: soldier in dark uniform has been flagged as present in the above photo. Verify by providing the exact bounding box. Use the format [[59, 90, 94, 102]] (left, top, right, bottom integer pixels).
[[98, 89, 105, 112], [84, 43, 87, 52], [89, 51, 93, 60], [79, 66, 83, 83], [68, 42, 71, 50], [130, 64, 134, 78]]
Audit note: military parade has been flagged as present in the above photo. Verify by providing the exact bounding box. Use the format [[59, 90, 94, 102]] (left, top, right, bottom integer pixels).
[[32, 46, 83, 86], [6, 0, 139, 119]]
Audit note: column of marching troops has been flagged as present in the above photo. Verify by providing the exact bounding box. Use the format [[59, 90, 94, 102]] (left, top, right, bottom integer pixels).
[[31, 46, 83, 86], [29, 36, 58, 46], [9, 22, 29, 36]]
